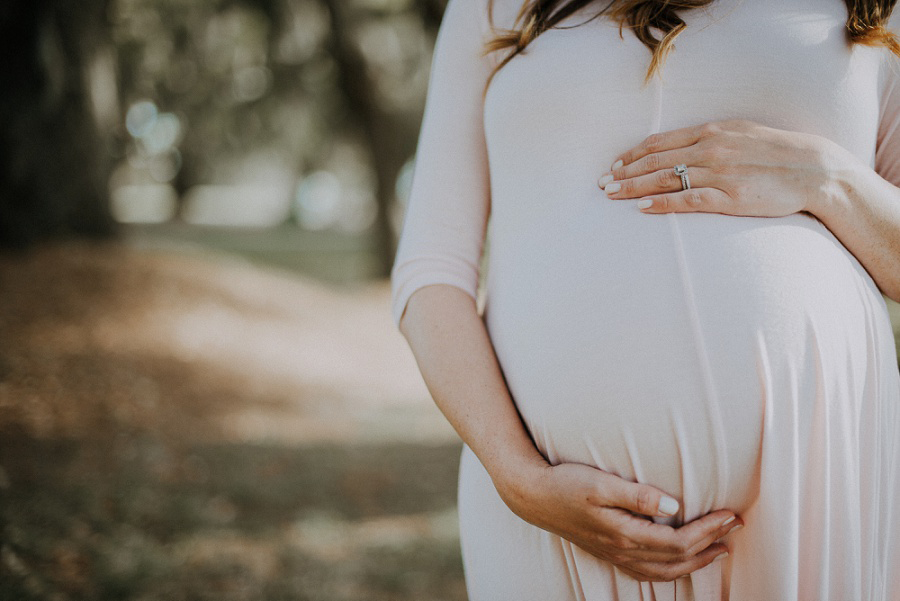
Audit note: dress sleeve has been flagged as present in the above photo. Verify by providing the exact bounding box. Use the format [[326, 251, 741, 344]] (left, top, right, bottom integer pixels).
[[389, 0, 495, 328], [875, 24, 900, 185]]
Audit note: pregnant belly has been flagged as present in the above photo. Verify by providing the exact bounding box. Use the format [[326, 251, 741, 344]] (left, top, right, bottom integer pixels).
[[482, 209, 885, 522]]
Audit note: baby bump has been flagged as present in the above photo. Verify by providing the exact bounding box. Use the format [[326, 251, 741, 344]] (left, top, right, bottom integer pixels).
[[482, 210, 883, 521]]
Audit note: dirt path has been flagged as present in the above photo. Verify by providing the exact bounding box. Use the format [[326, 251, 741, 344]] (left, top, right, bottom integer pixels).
[[0, 240, 466, 601]]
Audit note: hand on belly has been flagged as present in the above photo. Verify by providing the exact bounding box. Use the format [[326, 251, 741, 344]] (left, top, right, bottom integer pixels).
[[493, 459, 742, 582]]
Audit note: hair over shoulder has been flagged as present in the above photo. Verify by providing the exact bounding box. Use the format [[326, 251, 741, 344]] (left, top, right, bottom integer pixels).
[[480, 0, 900, 90]]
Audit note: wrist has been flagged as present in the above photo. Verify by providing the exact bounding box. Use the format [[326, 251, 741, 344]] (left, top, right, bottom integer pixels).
[[485, 446, 551, 515], [806, 138, 863, 221]]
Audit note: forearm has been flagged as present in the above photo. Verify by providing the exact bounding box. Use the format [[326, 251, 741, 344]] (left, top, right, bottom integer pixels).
[[397, 283, 741, 578], [398, 284, 549, 497], [810, 156, 900, 302]]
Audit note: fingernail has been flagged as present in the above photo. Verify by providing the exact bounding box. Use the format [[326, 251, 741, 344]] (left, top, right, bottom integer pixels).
[[598, 173, 614, 188], [637, 198, 653, 209], [658, 496, 679, 516], [605, 182, 621, 194], [722, 516, 736, 527], [729, 523, 744, 532], [714, 552, 729, 563], [611, 159, 624, 170]]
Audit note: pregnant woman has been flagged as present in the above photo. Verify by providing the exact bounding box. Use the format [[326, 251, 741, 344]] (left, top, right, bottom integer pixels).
[[391, 0, 900, 598]]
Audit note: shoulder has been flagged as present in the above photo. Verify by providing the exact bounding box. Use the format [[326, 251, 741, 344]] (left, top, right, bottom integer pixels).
[[446, 0, 525, 69], [879, 6, 900, 99], [442, 0, 521, 36], [481, 0, 527, 33], [889, 4, 900, 32]]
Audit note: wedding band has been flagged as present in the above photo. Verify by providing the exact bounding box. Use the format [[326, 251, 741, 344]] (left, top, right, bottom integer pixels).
[[674, 164, 691, 190]]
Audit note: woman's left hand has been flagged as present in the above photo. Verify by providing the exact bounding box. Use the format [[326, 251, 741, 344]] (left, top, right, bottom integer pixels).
[[598, 119, 859, 217]]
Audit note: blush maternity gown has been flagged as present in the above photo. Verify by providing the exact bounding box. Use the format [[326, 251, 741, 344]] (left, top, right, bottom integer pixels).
[[390, 0, 900, 598]]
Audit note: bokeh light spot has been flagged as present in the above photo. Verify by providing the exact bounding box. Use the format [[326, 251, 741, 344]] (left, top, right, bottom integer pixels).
[[126, 100, 158, 138], [141, 112, 182, 155], [295, 171, 342, 231], [233, 66, 272, 103]]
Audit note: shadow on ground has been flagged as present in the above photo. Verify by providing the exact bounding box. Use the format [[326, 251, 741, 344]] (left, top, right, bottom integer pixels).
[[1, 431, 464, 601], [0, 241, 466, 601]]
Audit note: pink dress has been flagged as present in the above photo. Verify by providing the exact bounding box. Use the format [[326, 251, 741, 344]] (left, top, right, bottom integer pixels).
[[390, 0, 900, 598]]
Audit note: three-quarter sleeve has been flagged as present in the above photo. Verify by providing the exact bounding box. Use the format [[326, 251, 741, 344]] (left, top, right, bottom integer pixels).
[[389, 0, 495, 328], [875, 25, 900, 185]]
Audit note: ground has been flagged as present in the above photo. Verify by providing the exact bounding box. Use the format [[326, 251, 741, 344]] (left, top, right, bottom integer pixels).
[[0, 239, 466, 601]]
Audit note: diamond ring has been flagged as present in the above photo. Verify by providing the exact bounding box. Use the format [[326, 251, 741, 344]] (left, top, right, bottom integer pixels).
[[674, 164, 691, 190]]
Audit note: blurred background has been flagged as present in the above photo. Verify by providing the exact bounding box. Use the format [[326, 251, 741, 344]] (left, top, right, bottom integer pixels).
[[1, 0, 899, 599], [0, 0, 469, 598]]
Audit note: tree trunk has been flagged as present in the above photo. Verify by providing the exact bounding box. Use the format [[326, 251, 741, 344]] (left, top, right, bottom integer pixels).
[[321, 0, 406, 278], [0, 0, 119, 249]]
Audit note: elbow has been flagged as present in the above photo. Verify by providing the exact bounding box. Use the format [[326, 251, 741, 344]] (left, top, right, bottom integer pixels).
[[393, 285, 438, 341], [397, 305, 412, 339], [877, 265, 900, 304], [395, 283, 480, 338], [883, 286, 900, 304], [391, 258, 481, 333]]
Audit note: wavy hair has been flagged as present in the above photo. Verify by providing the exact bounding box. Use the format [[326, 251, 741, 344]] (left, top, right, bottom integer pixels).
[[481, 0, 900, 92]]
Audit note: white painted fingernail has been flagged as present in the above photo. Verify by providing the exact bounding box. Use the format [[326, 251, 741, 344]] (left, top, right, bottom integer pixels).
[[722, 516, 736, 527], [714, 552, 729, 563], [658, 496, 679, 516], [730, 523, 744, 532], [611, 159, 624, 170], [605, 182, 621, 194], [598, 174, 614, 188], [637, 198, 653, 209]]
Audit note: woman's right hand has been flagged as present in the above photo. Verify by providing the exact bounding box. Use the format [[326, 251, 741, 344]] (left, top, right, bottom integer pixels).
[[397, 286, 740, 581], [494, 460, 743, 582]]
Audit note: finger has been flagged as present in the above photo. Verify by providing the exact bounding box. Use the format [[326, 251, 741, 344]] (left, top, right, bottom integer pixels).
[[679, 513, 744, 557], [597, 476, 680, 518], [636, 188, 732, 214], [671, 509, 743, 555], [606, 146, 702, 182], [623, 542, 730, 583], [612, 124, 710, 170], [597, 473, 681, 518], [604, 167, 714, 200], [584, 509, 694, 562], [621, 508, 739, 555]]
